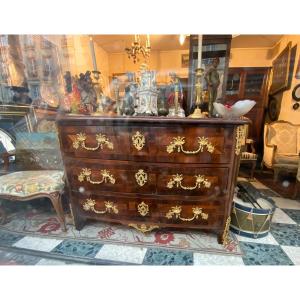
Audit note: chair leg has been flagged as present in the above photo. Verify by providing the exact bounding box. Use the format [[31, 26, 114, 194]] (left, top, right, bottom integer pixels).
[[49, 192, 66, 232]]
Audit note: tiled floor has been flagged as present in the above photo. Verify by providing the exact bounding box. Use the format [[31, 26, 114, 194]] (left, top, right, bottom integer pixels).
[[0, 178, 300, 265]]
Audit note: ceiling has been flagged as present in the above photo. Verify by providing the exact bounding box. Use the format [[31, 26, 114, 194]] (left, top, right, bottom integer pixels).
[[92, 35, 189, 52], [92, 34, 284, 53], [231, 35, 283, 48]]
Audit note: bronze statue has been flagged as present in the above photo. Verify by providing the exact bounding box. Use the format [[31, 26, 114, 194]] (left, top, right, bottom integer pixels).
[[205, 57, 220, 117]]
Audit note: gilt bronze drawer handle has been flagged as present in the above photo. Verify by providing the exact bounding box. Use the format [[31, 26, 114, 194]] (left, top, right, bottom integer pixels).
[[166, 136, 214, 154], [78, 168, 116, 185], [166, 206, 208, 222], [135, 169, 148, 186], [137, 201, 149, 216], [167, 174, 211, 190], [82, 198, 118, 214], [132, 131, 145, 151], [73, 133, 114, 151], [128, 223, 159, 233]]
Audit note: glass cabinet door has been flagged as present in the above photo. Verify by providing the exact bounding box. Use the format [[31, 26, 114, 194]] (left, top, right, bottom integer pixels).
[[225, 72, 241, 97], [244, 73, 265, 97]]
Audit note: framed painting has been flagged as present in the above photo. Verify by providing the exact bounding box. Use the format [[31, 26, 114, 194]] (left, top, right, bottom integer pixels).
[[181, 54, 189, 68], [270, 42, 292, 95]]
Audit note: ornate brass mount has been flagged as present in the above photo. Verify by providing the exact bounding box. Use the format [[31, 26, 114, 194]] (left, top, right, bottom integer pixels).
[[132, 131, 145, 151], [128, 223, 159, 233], [82, 198, 119, 214], [235, 125, 246, 155], [78, 168, 116, 185], [135, 169, 148, 186], [137, 201, 149, 216], [167, 174, 211, 190], [166, 206, 208, 222], [222, 216, 231, 246], [166, 136, 214, 154], [72, 133, 114, 151]]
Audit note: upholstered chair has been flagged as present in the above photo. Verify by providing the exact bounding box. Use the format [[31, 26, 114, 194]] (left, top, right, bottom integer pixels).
[[0, 121, 66, 230], [263, 121, 300, 181]]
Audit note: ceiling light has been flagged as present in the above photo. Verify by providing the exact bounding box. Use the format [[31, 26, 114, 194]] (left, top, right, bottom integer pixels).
[[179, 34, 186, 45]]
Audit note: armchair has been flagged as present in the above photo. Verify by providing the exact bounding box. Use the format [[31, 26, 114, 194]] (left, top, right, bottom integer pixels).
[[0, 120, 66, 230], [263, 121, 300, 182]]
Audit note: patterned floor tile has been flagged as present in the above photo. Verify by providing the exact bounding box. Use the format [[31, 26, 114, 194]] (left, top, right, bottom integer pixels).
[[0, 230, 25, 246], [281, 209, 300, 224], [95, 244, 147, 264], [193, 253, 244, 265], [234, 232, 279, 245], [270, 197, 300, 210], [270, 223, 300, 247], [51, 240, 103, 258], [281, 246, 300, 265], [13, 236, 63, 252], [272, 208, 297, 225], [142, 248, 193, 265], [0, 250, 40, 265], [239, 242, 293, 265], [36, 258, 67, 265]]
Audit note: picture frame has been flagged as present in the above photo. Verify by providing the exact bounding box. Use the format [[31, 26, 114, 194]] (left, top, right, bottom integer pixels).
[[295, 54, 300, 79], [270, 42, 292, 95], [181, 54, 189, 68]]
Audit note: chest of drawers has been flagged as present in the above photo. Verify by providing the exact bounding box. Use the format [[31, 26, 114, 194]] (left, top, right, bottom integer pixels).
[[56, 115, 247, 245]]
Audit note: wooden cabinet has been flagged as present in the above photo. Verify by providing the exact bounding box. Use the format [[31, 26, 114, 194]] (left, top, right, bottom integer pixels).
[[225, 67, 270, 147], [57, 115, 247, 243]]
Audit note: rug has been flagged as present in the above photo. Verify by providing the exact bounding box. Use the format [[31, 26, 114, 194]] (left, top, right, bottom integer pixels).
[[0, 201, 241, 256]]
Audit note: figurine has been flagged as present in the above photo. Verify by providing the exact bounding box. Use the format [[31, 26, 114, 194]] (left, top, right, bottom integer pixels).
[[157, 87, 168, 116], [205, 57, 220, 117], [121, 85, 136, 116], [64, 71, 73, 94], [167, 72, 185, 117], [75, 71, 97, 113]]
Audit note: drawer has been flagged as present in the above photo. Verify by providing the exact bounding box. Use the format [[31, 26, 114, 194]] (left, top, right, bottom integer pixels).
[[152, 126, 234, 164], [66, 159, 157, 195], [72, 192, 224, 228], [58, 124, 235, 164], [58, 125, 153, 161], [65, 158, 229, 198]]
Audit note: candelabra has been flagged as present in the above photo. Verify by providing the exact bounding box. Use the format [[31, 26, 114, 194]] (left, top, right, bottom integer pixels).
[[189, 68, 206, 118], [112, 76, 120, 115], [92, 70, 104, 115], [125, 35, 151, 64]]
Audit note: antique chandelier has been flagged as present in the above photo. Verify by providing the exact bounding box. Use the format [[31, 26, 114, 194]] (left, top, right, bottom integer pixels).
[[125, 35, 151, 64]]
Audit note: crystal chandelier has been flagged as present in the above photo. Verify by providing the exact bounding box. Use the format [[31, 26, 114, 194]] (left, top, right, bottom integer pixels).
[[125, 35, 151, 64]]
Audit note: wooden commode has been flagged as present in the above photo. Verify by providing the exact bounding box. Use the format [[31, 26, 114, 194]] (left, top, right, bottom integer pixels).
[[56, 115, 247, 244]]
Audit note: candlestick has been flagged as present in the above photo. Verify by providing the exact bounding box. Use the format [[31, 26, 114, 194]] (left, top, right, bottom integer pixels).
[[146, 34, 150, 48], [89, 37, 98, 71], [197, 34, 202, 69]]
